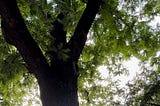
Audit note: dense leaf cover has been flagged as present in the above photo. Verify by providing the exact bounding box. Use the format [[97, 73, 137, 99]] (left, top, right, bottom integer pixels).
[[0, 0, 160, 105]]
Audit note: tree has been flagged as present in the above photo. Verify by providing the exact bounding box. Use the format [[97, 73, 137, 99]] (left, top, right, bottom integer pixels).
[[0, 0, 160, 106], [0, 0, 102, 105]]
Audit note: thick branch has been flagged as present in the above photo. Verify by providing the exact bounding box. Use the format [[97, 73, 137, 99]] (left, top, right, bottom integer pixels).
[[48, 13, 68, 66], [68, 0, 102, 61], [0, 0, 50, 78], [50, 13, 66, 47]]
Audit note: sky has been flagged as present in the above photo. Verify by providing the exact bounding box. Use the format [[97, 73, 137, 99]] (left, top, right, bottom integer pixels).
[[98, 57, 140, 87]]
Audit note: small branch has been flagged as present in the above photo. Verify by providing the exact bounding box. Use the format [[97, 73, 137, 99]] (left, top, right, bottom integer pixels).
[[141, 80, 160, 106], [68, 0, 102, 62], [0, 0, 50, 78]]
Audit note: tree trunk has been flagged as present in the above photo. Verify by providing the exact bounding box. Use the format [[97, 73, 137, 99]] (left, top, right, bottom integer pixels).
[[0, 0, 102, 106], [37, 61, 79, 106]]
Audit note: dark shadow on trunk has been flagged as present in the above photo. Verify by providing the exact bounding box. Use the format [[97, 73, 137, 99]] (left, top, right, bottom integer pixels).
[[38, 61, 79, 106]]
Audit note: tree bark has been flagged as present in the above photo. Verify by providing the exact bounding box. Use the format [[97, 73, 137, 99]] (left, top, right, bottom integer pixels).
[[68, 0, 102, 62], [0, 0, 102, 106], [38, 61, 79, 106], [0, 0, 50, 78], [40, 78, 79, 106]]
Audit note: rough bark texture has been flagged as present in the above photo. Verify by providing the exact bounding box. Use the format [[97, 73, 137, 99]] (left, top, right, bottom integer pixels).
[[39, 61, 79, 106], [68, 0, 102, 62], [0, 0, 102, 106], [0, 0, 50, 78]]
